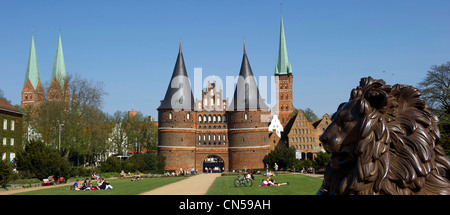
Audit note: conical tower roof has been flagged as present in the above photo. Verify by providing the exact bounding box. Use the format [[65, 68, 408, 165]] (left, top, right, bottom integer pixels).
[[24, 35, 41, 90], [228, 44, 269, 111], [51, 33, 67, 89], [275, 15, 292, 75], [157, 43, 194, 111]]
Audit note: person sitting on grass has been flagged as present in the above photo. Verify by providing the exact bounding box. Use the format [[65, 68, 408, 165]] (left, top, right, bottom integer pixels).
[[71, 179, 80, 191], [48, 175, 56, 185], [92, 172, 100, 180], [131, 175, 142, 181], [83, 178, 93, 191], [98, 178, 113, 190]]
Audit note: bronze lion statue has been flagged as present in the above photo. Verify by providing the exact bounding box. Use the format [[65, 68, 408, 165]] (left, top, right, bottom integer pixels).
[[317, 77, 450, 195]]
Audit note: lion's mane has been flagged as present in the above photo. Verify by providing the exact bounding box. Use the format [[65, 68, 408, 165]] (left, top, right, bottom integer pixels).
[[320, 77, 450, 195]]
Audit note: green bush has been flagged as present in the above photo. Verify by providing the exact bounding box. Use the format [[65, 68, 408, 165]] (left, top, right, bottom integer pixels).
[[71, 166, 91, 177], [0, 159, 13, 186], [99, 157, 121, 173], [263, 146, 297, 170], [99, 153, 165, 174], [15, 140, 72, 180], [121, 153, 156, 173]]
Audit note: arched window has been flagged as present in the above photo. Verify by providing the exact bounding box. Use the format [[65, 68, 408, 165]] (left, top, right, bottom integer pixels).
[[218, 115, 222, 122], [187, 112, 190, 120], [203, 115, 207, 122], [213, 115, 216, 122], [223, 114, 227, 122], [168, 112, 173, 120], [244, 112, 248, 120], [208, 115, 212, 122], [198, 115, 202, 122]]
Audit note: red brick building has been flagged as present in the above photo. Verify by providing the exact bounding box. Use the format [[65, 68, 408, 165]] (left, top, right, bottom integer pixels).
[[21, 33, 69, 108], [274, 15, 294, 126], [21, 35, 44, 109], [157, 44, 270, 172]]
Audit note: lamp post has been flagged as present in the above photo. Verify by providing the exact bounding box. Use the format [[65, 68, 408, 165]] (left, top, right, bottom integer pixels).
[[59, 124, 64, 153]]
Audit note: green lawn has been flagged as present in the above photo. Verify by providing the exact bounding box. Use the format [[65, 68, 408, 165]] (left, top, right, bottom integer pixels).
[[206, 174, 322, 195], [14, 176, 187, 195]]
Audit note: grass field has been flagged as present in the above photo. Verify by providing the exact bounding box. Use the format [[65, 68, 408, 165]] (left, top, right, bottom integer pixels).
[[14, 177, 186, 195], [12, 174, 322, 195], [206, 174, 323, 195]]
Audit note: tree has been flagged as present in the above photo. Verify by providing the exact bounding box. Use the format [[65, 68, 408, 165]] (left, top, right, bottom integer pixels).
[[0, 88, 11, 103], [418, 61, 450, 117], [33, 74, 109, 165], [303, 108, 319, 122], [0, 159, 13, 186], [263, 146, 296, 170], [418, 61, 450, 155], [124, 111, 158, 154], [16, 140, 72, 180]]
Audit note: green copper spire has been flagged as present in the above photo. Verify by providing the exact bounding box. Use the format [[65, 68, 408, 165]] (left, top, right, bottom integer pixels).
[[51, 33, 67, 89], [275, 15, 292, 75], [24, 35, 41, 90]]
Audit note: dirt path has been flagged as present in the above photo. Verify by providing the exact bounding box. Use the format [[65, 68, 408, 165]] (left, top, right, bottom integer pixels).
[[140, 173, 221, 195]]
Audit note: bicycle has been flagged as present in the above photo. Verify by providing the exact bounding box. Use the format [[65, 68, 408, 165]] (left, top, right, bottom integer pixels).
[[234, 175, 253, 187]]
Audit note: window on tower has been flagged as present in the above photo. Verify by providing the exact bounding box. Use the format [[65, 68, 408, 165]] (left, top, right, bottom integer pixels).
[[168, 112, 173, 120]]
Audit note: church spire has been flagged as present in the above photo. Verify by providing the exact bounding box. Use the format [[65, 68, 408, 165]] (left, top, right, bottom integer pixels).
[[24, 35, 41, 90], [275, 14, 292, 75], [51, 32, 67, 89]]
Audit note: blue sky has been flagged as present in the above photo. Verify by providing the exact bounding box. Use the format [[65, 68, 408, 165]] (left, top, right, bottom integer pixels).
[[1, 0, 449, 119]]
